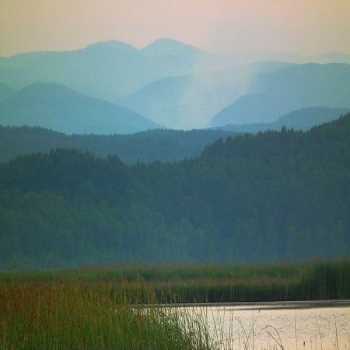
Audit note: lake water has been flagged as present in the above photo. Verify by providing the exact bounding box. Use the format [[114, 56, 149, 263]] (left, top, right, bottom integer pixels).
[[177, 302, 350, 350]]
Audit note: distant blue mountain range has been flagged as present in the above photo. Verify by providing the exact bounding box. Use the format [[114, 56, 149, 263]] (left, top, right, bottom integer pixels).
[[1, 39, 350, 131], [211, 63, 350, 127], [0, 38, 210, 102], [0, 82, 157, 134]]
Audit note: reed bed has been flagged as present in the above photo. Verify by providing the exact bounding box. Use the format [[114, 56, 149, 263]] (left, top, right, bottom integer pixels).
[[2, 260, 349, 304], [0, 282, 212, 350], [1, 260, 350, 350]]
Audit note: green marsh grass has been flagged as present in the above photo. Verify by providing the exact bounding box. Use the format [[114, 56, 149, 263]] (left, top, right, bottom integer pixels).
[[1, 260, 349, 350], [0, 282, 212, 350]]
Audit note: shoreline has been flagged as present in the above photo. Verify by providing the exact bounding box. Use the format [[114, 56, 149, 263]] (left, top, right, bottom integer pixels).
[[148, 299, 350, 310]]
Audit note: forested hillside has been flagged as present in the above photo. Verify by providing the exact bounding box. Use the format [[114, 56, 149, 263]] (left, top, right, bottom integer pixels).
[[221, 107, 350, 133], [0, 126, 233, 163], [1, 115, 350, 268]]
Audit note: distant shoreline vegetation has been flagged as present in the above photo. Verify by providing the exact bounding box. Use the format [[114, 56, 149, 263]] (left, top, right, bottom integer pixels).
[[1, 260, 350, 304]]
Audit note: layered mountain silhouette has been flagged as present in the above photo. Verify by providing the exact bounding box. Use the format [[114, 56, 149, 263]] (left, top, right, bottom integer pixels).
[[122, 76, 195, 129], [220, 107, 350, 133], [2, 40, 350, 131], [0, 83, 157, 134], [122, 75, 237, 129], [120, 62, 290, 129], [211, 63, 350, 127], [3, 39, 291, 130], [0, 39, 210, 102]]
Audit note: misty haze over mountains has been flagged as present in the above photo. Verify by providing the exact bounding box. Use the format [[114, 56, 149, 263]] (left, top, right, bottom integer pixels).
[[1, 38, 350, 133], [1, 36, 350, 267], [0, 38, 211, 102], [211, 63, 350, 126]]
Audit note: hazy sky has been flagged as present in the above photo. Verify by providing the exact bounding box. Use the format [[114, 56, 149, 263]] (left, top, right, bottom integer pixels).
[[1, 0, 350, 57]]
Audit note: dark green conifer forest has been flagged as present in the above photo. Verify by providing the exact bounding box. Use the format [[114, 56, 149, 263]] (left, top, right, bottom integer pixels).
[[1, 115, 350, 268]]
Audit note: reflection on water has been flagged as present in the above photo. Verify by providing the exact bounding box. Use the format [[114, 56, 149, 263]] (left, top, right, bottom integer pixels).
[[183, 305, 350, 350]]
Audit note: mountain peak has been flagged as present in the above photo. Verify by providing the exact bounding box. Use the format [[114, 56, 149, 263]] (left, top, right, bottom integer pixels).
[[142, 38, 202, 56], [18, 82, 79, 98], [84, 41, 138, 53], [146, 38, 188, 46]]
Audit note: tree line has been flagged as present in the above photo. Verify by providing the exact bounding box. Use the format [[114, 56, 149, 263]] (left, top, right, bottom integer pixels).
[[1, 115, 350, 268]]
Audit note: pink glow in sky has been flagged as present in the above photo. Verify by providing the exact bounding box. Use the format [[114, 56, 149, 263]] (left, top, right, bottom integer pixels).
[[1, 0, 349, 56]]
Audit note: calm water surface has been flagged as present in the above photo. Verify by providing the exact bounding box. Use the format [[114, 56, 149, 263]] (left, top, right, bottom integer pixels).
[[180, 303, 350, 350]]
